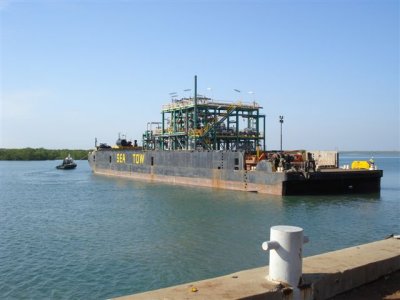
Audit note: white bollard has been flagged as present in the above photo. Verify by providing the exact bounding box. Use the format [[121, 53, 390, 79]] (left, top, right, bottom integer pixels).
[[262, 225, 309, 289]]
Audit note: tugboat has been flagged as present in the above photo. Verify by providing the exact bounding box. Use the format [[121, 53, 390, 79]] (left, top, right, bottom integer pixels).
[[56, 154, 77, 170]]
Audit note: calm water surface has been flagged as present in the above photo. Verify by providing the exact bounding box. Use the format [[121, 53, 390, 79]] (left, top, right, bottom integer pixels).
[[1, 152, 399, 299]]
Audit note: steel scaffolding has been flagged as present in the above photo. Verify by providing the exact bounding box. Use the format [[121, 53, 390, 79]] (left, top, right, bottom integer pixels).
[[143, 77, 266, 152]]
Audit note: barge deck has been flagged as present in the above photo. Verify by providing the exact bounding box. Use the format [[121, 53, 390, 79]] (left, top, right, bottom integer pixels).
[[88, 76, 382, 195]]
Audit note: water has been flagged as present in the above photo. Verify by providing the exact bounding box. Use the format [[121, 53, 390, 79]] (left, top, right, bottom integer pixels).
[[0, 152, 399, 299]]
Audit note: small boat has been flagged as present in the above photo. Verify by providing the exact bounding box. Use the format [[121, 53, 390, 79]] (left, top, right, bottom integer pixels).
[[56, 154, 77, 170]]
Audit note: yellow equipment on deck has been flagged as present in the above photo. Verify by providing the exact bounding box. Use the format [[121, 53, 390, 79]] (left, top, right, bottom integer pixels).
[[351, 161, 371, 170]]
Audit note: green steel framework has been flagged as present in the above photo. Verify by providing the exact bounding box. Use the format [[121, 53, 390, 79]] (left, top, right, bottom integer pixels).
[[142, 85, 266, 152]]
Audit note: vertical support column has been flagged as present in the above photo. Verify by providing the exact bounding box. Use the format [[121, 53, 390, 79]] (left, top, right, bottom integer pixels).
[[194, 75, 197, 148], [235, 109, 239, 150], [263, 115, 266, 150], [161, 112, 165, 150], [279, 116, 284, 152], [185, 108, 189, 150], [256, 108, 260, 150]]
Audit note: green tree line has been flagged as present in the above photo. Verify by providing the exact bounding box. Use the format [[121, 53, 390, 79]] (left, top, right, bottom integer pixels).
[[0, 148, 90, 161]]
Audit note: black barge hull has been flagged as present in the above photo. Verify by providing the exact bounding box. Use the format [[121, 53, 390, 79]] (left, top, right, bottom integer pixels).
[[88, 149, 382, 196], [283, 170, 382, 195]]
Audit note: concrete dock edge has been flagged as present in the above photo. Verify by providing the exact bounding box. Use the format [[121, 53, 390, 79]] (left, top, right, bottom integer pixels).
[[113, 238, 400, 300]]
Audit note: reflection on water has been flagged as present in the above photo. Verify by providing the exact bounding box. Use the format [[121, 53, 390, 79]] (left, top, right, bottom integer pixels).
[[0, 152, 399, 299], [283, 193, 381, 204]]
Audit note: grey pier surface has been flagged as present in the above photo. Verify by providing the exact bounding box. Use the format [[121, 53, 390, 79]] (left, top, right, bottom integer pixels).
[[113, 237, 400, 300]]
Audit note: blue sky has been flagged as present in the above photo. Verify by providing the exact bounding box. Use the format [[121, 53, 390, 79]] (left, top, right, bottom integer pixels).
[[1, 0, 399, 150]]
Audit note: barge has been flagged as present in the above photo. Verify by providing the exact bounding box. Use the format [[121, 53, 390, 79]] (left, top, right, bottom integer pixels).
[[88, 77, 382, 195]]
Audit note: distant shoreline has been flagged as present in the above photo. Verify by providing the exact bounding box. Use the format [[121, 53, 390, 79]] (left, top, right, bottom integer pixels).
[[0, 148, 90, 161], [339, 151, 400, 155], [1, 148, 398, 161]]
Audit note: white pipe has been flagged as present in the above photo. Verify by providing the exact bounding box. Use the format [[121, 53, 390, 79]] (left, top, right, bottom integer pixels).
[[262, 240, 280, 251]]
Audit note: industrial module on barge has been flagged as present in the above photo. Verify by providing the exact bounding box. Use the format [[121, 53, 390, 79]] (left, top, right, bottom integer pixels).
[[88, 76, 382, 196]]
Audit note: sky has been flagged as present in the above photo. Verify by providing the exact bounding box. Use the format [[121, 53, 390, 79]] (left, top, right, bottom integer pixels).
[[1, 0, 399, 150]]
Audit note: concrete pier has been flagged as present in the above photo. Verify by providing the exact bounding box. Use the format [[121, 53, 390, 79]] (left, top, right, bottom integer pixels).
[[113, 237, 399, 300]]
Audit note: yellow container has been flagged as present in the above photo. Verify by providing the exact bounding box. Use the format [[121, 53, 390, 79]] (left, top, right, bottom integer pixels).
[[351, 160, 370, 170]]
